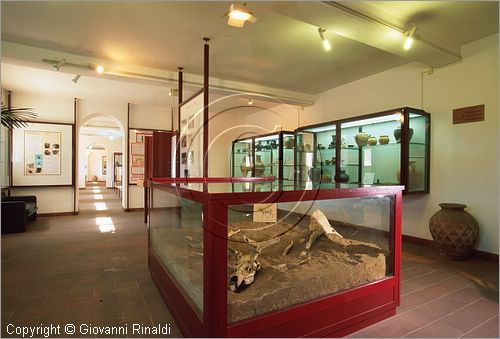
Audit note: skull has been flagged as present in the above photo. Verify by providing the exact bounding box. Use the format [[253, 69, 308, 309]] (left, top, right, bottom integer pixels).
[[229, 252, 261, 293]]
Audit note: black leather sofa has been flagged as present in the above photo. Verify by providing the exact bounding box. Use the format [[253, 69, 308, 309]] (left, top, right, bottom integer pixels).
[[1, 194, 38, 234]]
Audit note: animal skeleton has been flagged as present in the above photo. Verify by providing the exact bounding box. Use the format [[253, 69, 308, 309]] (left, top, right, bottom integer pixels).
[[229, 209, 383, 293]]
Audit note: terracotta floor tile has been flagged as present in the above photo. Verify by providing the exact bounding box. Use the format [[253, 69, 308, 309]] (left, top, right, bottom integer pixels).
[[462, 315, 499, 338], [404, 321, 464, 338]]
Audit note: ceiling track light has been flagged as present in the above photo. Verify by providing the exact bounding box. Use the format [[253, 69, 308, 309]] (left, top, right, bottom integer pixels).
[[42, 58, 105, 74], [53, 58, 66, 71], [225, 3, 257, 28], [404, 26, 417, 50], [318, 28, 331, 51], [72, 74, 81, 84]]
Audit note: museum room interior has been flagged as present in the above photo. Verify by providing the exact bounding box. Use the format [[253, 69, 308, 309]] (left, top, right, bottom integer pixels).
[[1, 1, 498, 338]]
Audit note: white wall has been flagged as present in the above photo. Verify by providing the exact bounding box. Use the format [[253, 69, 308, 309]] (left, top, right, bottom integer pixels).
[[10, 93, 75, 214], [297, 34, 499, 254], [208, 102, 302, 177], [86, 149, 106, 181], [79, 135, 122, 188]]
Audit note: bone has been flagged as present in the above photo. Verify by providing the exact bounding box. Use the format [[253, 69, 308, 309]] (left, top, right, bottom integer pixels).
[[244, 235, 280, 253], [228, 228, 241, 238], [282, 240, 294, 256], [305, 230, 324, 250], [309, 209, 343, 238]]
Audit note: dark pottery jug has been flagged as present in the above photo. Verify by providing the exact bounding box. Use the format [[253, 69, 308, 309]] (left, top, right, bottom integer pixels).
[[429, 203, 479, 260]]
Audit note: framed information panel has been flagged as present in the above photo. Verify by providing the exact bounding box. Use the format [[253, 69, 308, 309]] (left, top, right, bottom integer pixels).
[[129, 129, 152, 184], [179, 90, 204, 178], [12, 122, 73, 186]]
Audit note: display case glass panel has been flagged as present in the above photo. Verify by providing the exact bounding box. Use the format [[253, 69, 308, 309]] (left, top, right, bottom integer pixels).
[[226, 195, 393, 324], [407, 111, 429, 192], [296, 124, 337, 185], [340, 112, 402, 186], [232, 132, 295, 185], [150, 189, 204, 314], [233, 140, 253, 178]]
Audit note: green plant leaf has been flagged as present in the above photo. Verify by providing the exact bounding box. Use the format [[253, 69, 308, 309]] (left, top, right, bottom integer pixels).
[[1, 106, 38, 129]]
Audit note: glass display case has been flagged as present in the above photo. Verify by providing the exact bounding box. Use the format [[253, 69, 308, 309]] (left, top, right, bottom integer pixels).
[[231, 131, 295, 185], [295, 123, 338, 185], [149, 178, 403, 337], [296, 107, 430, 194]]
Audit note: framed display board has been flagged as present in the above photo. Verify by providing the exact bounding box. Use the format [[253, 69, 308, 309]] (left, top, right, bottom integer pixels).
[[12, 122, 73, 186], [129, 129, 152, 184], [179, 90, 204, 178]]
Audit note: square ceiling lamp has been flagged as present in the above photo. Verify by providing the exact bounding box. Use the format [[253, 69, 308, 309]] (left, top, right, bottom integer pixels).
[[226, 3, 257, 28]]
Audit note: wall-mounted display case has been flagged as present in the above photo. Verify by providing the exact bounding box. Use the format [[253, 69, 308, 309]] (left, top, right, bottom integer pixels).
[[296, 107, 430, 194], [149, 178, 403, 337], [231, 131, 295, 184]]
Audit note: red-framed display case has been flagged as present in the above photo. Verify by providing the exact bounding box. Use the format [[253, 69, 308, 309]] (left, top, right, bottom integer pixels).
[[149, 178, 402, 337]]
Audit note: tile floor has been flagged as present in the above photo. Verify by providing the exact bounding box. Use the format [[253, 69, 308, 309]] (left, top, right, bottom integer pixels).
[[2, 183, 498, 338]]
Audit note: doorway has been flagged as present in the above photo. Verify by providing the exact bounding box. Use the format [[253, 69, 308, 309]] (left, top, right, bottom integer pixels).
[[79, 116, 124, 212]]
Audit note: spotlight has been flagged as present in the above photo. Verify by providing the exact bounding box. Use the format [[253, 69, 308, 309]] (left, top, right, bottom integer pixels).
[[404, 26, 417, 50], [53, 59, 66, 71], [72, 74, 81, 84], [318, 28, 331, 51], [225, 3, 257, 28], [169, 88, 179, 96], [248, 98, 253, 105], [96, 65, 105, 74]]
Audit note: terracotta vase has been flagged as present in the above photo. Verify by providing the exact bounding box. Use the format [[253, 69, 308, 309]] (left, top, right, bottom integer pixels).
[[354, 132, 370, 147], [240, 158, 251, 177], [284, 136, 294, 149], [379, 135, 390, 145], [429, 203, 479, 260], [254, 155, 265, 176]]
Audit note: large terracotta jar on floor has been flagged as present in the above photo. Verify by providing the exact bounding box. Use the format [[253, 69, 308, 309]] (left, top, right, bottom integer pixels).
[[429, 203, 479, 260]]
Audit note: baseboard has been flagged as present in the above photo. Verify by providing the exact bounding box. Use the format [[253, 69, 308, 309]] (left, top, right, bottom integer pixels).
[[123, 208, 144, 212], [38, 211, 77, 217], [402, 234, 498, 262]]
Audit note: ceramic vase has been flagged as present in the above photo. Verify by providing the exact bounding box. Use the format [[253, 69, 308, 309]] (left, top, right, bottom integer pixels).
[[379, 135, 390, 145], [240, 158, 250, 177], [354, 132, 370, 147], [339, 169, 349, 183], [394, 128, 414, 143], [284, 136, 294, 149], [254, 155, 265, 176], [429, 203, 479, 260], [308, 166, 322, 183], [368, 136, 377, 146]]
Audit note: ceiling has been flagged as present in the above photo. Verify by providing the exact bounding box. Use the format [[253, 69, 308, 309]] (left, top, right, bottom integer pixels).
[[1, 1, 498, 105]]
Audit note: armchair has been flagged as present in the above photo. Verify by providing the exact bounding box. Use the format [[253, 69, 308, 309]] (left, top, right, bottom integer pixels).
[[1, 194, 38, 234]]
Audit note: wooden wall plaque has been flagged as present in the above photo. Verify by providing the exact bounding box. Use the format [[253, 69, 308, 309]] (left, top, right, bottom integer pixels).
[[453, 104, 484, 124]]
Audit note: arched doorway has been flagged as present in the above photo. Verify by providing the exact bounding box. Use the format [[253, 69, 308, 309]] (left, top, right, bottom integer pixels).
[[78, 115, 125, 212]]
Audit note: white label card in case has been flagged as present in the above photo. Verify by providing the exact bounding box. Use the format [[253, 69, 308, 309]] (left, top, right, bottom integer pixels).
[[253, 203, 277, 223]]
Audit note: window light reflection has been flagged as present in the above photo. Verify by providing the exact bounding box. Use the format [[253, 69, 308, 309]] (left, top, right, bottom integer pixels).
[[93, 194, 104, 200], [92, 188, 101, 193], [94, 202, 108, 211], [95, 217, 115, 233]]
